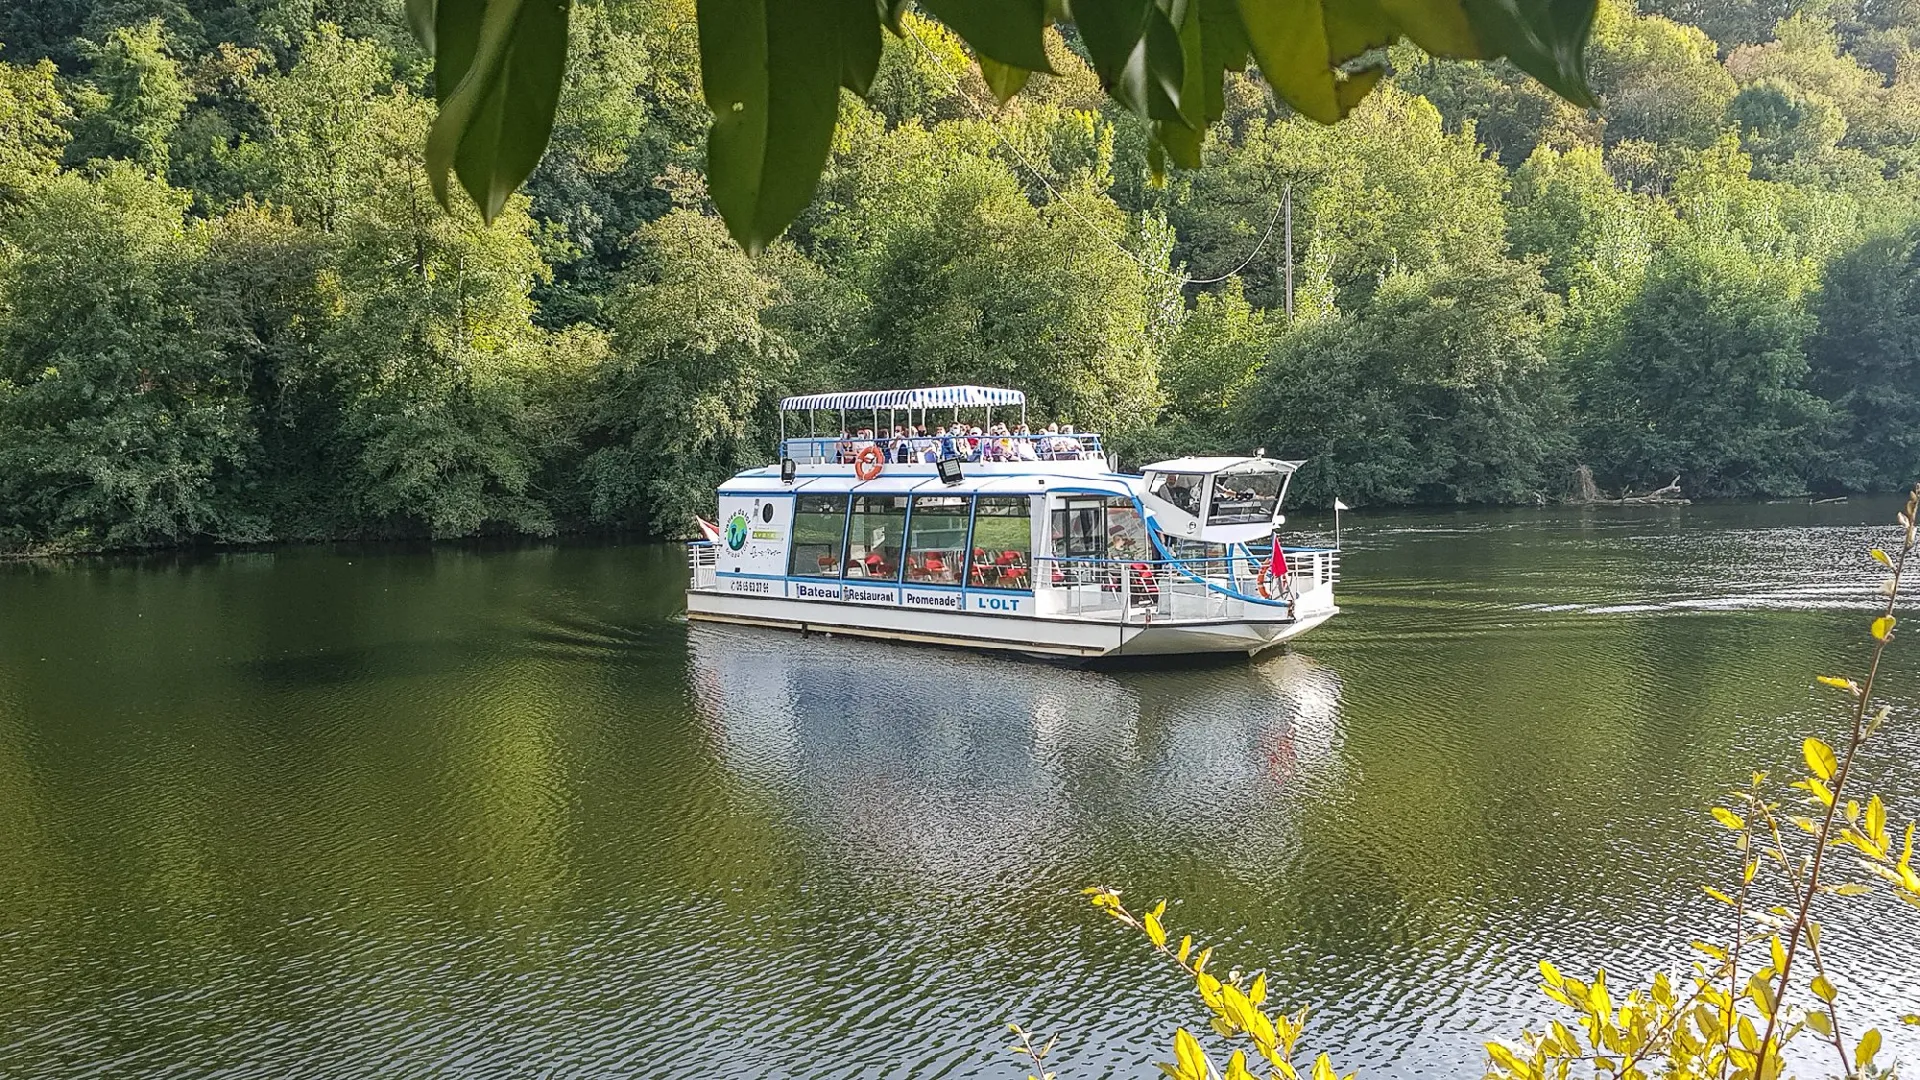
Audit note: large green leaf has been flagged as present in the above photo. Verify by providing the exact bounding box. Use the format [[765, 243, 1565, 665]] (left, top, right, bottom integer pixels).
[[835, 0, 883, 95], [697, 0, 843, 253], [921, 0, 1054, 70], [423, 0, 571, 224], [1461, 0, 1598, 106], [978, 56, 1034, 103], [1235, 0, 1341, 122], [1195, 0, 1248, 125]]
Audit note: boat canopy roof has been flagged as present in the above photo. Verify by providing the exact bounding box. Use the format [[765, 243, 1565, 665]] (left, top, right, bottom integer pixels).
[[780, 385, 1026, 412], [1143, 455, 1303, 474]]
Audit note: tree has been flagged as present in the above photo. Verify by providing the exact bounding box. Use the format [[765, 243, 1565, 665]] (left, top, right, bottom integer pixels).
[[0, 55, 71, 207], [1587, 0, 1739, 149], [580, 207, 792, 534], [325, 85, 574, 538], [1578, 237, 1829, 497], [66, 19, 191, 170], [1807, 225, 1920, 492], [0, 165, 260, 550], [1243, 254, 1568, 507]]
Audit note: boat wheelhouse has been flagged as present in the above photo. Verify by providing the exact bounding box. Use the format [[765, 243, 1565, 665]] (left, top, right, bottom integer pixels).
[[686, 386, 1338, 660]]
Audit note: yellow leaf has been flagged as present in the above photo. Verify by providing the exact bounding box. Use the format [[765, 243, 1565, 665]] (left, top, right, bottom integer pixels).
[[1144, 910, 1168, 949], [1224, 1050, 1259, 1080], [1174, 1028, 1209, 1080], [1705, 886, 1736, 905], [1769, 935, 1786, 973], [1812, 975, 1837, 1002], [1807, 1009, 1833, 1036], [1803, 738, 1838, 782], [1712, 807, 1745, 830], [1177, 934, 1193, 963], [1311, 1052, 1338, 1080], [1857, 1028, 1882, 1069], [1816, 675, 1859, 693], [1871, 547, 1892, 567], [1250, 972, 1268, 1006], [1872, 615, 1896, 641], [1539, 959, 1563, 985]]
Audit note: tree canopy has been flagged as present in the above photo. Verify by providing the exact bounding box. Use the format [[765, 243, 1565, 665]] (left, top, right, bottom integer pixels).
[[3, 0, 1920, 553]]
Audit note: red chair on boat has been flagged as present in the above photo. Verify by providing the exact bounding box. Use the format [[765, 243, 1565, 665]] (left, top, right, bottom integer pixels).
[[995, 550, 1028, 589]]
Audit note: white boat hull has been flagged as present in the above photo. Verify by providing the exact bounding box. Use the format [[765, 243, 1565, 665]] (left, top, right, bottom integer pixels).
[[685, 588, 1336, 660]]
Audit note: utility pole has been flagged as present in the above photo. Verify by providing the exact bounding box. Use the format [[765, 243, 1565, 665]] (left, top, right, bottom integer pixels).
[[1282, 181, 1294, 320]]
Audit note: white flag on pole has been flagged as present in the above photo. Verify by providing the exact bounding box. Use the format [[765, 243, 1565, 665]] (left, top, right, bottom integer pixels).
[[1333, 498, 1350, 511]]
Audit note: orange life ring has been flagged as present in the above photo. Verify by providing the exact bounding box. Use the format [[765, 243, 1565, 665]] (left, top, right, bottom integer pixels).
[[1255, 565, 1284, 600], [853, 445, 885, 481]]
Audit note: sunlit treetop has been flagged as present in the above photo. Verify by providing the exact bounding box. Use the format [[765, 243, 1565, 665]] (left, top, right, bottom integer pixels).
[[408, 0, 1600, 252]]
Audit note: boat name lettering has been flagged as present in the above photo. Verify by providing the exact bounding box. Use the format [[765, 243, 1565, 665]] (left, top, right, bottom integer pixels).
[[902, 590, 962, 610], [795, 583, 842, 600], [844, 586, 895, 604], [974, 595, 1025, 613]]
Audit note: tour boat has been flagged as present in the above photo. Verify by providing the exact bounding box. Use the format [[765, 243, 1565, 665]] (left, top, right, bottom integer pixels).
[[685, 386, 1339, 660]]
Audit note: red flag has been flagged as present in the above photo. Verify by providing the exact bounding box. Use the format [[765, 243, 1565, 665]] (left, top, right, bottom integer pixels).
[[1269, 534, 1288, 577]]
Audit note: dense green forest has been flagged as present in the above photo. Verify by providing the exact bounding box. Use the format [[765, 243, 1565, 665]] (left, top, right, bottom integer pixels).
[[1, 0, 1918, 551]]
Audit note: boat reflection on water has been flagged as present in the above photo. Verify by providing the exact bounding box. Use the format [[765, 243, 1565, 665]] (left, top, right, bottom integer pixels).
[[686, 624, 1348, 878]]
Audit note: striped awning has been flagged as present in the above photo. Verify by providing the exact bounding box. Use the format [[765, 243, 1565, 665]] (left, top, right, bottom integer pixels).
[[779, 386, 1026, 411]]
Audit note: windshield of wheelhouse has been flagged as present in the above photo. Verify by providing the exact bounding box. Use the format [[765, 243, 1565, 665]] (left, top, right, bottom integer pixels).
[[1207, 467, 1284, 525]]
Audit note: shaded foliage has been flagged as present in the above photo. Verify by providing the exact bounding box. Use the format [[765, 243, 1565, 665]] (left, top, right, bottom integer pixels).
[[2, 0, 1920, 553]]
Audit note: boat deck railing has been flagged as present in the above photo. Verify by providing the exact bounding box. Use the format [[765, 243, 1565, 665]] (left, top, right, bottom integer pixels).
[[780, 432, 1105, 466], [1038, 549, 1338, 621], [689, 541, 718, 589]]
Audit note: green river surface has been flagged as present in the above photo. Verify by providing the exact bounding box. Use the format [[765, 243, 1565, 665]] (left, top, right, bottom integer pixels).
[[2, 500, 1917, 1078]]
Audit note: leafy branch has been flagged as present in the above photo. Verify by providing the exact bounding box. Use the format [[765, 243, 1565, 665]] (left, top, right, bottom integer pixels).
[[1485, 483, 1920, 1080], [406, 0, 1601, 250]]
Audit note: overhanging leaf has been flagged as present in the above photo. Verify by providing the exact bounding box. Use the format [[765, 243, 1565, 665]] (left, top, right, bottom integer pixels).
[[406, 0, 437, 52], [697, 0, 843, 252], [921, 0, 1054, 71], [1196, 0, 1249, 123], [835, 0, 883, 95], [1459, 0, 1597, 107], [425, 0, 572, 223], [1235, 0, 1341, 122], [978, 55, 1033, 103]]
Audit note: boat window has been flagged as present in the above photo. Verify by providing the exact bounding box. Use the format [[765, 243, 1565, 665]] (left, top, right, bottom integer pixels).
[[789, 495, 849, 578], [1149, 471, 1204, 517], [904, 496, 970, 585], [969, 495, 1031, 591], [1207, 466, 1284, 525], [844, 495, 907, 582], [1106, 498, 1148, 559], [1050, 497, 1107, 562]]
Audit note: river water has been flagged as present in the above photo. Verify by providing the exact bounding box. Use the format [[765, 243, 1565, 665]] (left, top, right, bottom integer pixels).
[[2, 500, 1916, 1078]]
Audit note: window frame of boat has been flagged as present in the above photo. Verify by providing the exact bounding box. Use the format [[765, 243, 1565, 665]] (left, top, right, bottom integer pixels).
[[968, 494, 1034, 593], [903, 494, 973, 587], [788, 493, 851, 579], [843, 494, 910, 583], [1205, 464, 1288, 527]]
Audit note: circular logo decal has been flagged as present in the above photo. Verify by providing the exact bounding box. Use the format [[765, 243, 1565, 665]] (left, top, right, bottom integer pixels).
[[725, 511, 750, 551]]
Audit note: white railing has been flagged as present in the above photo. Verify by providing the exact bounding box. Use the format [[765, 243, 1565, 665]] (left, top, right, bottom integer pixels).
[[1037, 548, 1337, 622], [688, 542, 717, 589], [780, 432, 1106, 466]]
